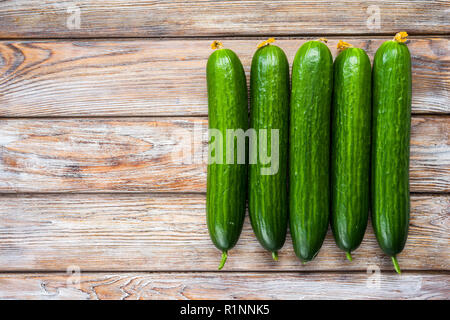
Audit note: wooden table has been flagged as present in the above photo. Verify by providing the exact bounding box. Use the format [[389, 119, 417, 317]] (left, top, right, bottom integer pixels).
[[0, 1, 448, 300]]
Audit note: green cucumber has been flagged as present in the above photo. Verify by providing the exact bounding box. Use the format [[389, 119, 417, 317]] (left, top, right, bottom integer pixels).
[[372, 32, 411, 274], [331, 43, 372, 261], [289, 40, 333, 262], [206, 41, 248, 270], [249, 39, 289, 260]]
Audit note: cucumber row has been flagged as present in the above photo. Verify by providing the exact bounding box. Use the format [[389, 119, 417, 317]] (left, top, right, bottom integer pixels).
[[206, 34, 411, 273]]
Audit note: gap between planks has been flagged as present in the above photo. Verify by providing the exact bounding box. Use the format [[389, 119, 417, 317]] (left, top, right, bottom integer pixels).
[[0, 270, 448, 274], [0, 192, 446, 196], [0, 34, 449, 41], [0, 113, 449, 120]]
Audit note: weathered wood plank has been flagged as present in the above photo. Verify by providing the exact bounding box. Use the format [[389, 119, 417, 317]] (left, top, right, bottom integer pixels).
[[0, 38, 448, 117], [0, 116, 448, 193], [0, 272, 448, 300], [0, 118, 207, 193], [0, 1, 448, 38], [0, 194, 448, 271]]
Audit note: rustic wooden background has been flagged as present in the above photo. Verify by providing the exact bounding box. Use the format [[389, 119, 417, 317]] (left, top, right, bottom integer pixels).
[[0, 1, 449, 300]]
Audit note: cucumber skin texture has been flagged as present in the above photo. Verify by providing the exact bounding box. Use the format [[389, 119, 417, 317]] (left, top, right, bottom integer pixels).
[[206, 48, 248, 252], [289, 41, 333, 262], [249, 45, 289, 253], [331, 48, 371, 255], [372, 41, 411, 257]]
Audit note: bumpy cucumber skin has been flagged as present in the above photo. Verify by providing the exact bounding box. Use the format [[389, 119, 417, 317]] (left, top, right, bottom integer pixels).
[[249, 45, 289, 254], [289, 41, 333, 262], [372, 41, 411, 258], [331, 48, 372, 256], [206, 49, 248, 254]]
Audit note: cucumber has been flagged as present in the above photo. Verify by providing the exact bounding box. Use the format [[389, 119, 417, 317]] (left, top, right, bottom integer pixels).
[[331, 42, 371, 261], [249, 39, 289, 260], [206, 41, 248, 270], [289, 40, 333, 262], [372, 32, 411, 274]]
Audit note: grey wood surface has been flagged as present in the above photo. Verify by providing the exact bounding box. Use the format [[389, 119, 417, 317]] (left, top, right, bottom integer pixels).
[[0, 38, 448, 117], [0, 1, 448, 38], [0, 117, 448, 193], [0, 0, 448, 300], [0, 272, 448, 300], [0, 194, 448, 271]]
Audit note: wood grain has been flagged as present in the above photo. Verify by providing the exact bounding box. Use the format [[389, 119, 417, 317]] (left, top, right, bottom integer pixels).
[[0, 1, 448, 38], [0, 194, 448, 271], [0, 116, 448, 193], [0, 1, 448, 301], [0, 38, 448, 117], [0, 272, 448, 300]]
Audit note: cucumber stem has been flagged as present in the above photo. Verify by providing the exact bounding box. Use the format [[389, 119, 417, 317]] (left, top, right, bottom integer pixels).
[[272, 251, 279, 261], [218, 251, 228, 270], [337, 40, 353, 51], [211, 40, 223, 50], [257, 37, 275, 49], [346, 252, 353, 261], [394, 32, 408, 43], [392, 256, 402, 274]]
